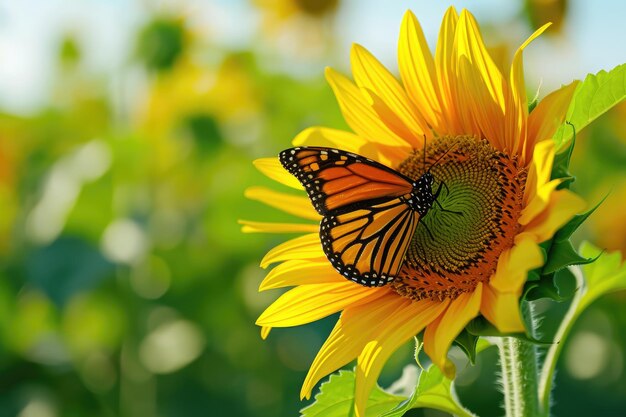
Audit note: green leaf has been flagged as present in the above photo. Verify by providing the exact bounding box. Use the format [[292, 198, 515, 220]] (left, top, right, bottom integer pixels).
[[542, 198, 605, 274], [300, 370, 405, 417], [550, 125, 576, 189], [302, 337, 489, 417], [578, 242, 626, 312], [524, 269, 577, 302], [466, 315, 551, 345], [542, 241, 595, 275], [453, 330, 480, 365], [552, 63, 626, 148], [380, 365, 475, 417]]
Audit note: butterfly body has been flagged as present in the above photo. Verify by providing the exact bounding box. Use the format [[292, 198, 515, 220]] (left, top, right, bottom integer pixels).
[[279, 146, 438, 287]]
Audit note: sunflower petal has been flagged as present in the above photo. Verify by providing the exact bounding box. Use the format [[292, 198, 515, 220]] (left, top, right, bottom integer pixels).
[[259, 259, 342, 291], [292, 126, 401, 167], [245, 186, 320, 221], [453, 10, 510, 150], [490, 238, 544, 293], [481, 284, 525, 333], [261, 326, 272, 340], [354, 299, 448, 417], [351, 43, 427, 144], [517, 189, 586, 244], [256, 282, 387, 327], [509, 23, 551, 157], [325, 67, 412, 149], [301, 294, 407, 399], [398, 10, 443, 131], [423, 283, 483, 373], [521, 139, 556, 217], [253, 157, 303, 190], [260, 233, 323, 268], [239, 220, 318, 234], [435, 7, 461, 133], [527, 81, 579, 160]]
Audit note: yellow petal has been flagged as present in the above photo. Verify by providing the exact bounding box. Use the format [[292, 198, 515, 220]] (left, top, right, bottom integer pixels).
[[527, 80, 579, 161], [423, 283, 483, 373], [245, 186, 321, 221], [239, 220, 318, 234], [490, 238, 544, 293], [508, 23, 551, 157], [292, 126, 399, 167], [253, 157, 303, 190], [261, 326, 272, 340], [301, 294, 406, 399], [260, 233, 323, 268], [398, 10, 443, 131], [293, 126, 365, 151], [453, 10, 510, 150], [518, 189, 586, 244], [259, 259, 342, 291], [521, 139, 556, 216], [354, 299, 449, 417], [256, 282, 387, 327], [325, 67, 413, 150], [481, 284, 525, 333], [351, 43, 427, 144], [435, 7, 461, 133]]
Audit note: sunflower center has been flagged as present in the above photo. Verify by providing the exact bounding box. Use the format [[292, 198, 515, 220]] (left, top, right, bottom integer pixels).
[[391, 135, 527, 301]]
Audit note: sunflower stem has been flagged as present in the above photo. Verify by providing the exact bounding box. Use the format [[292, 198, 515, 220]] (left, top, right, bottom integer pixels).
[[538, 265, 585, 415], [498, 303, 540, 417]]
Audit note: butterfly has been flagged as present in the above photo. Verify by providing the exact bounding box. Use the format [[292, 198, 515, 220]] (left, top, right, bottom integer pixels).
[[279, 146, 457, 287]]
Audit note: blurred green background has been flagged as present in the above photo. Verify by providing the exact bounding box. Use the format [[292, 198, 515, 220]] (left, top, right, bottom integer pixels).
[[1, 1, 625, 416]]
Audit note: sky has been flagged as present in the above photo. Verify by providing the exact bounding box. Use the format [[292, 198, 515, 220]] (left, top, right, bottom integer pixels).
[[0, 0, 625, 114]]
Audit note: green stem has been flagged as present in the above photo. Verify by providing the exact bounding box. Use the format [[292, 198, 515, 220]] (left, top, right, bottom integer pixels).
[[538, 266, 585, 415], [498, 304, 540, 417]]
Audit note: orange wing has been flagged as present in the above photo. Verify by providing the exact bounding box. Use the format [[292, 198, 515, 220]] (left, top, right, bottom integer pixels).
[[279, 147, 422, 287], [279, 147, 414, 214], [321, 197, 421, 286]]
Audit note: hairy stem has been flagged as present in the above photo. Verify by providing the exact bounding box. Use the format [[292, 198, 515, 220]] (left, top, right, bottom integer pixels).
[[498, 304, 540, 417]]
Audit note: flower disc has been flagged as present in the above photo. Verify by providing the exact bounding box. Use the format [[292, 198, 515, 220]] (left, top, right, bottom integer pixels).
[[393, 136, 527, 301]]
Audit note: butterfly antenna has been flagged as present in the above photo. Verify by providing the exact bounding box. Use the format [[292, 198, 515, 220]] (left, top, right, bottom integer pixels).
[[426, 142, 459, 173]]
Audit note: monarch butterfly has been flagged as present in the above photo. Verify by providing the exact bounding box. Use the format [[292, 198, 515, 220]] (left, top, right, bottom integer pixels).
[[279, 146, 457, 287]]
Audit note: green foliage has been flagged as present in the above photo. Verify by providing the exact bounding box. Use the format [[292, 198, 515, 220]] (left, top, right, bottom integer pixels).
[[301, 339, 492, 417], [300, 370, 405, 417], [552, 63, 626, 148], [550, 125, 576, 189], [136, 18, 185, 71], [524, 200, 604, 302], [453, 330, 480, 365], [538, 242, 626, 414], [25, 236, 114, 307], [578, 242, 626, 312]]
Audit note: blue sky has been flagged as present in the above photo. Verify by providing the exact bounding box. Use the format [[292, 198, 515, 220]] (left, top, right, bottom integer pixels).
[[0, 0, 625, 114]]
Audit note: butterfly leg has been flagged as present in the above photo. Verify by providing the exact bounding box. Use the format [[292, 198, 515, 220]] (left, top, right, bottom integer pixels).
[[433, 181, 463, 216]]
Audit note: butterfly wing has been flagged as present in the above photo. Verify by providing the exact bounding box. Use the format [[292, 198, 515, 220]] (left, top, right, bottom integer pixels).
[[321, 197, 420, 286], [279, 147, 421, 286], [279, 147, 415, 215]]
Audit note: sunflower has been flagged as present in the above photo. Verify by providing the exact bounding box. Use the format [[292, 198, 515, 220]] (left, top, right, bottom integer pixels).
[[243, 7, 585, 416]]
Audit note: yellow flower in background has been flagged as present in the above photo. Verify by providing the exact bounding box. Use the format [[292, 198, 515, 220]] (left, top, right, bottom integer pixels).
[[253, 0, 339, 60], [254, 0, 339, 25], [134, 54, 260, 173], [136, 56, 259, 139], [245, 7, 585, 416]]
